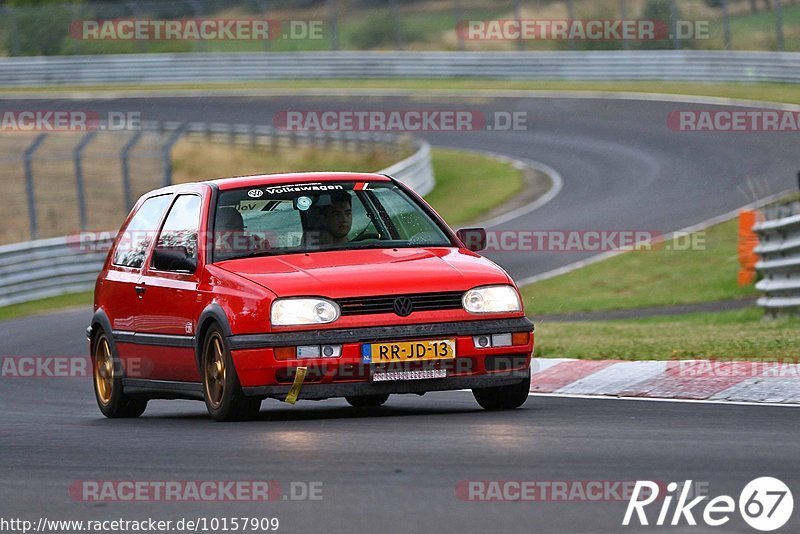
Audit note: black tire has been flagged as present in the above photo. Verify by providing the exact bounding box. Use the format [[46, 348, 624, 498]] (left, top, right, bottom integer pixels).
[[345, 394, 390, 408], [201, 324, 261, 422], [472, 370, 531, 411], [92, 330, 148, 418]]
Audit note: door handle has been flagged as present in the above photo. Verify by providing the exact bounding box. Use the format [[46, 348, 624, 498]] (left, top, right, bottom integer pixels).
[[134, 285, 146, 295]]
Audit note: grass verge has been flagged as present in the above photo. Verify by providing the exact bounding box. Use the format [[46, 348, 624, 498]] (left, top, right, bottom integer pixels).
[[8, 80, 800, 108], [426, 148, 523, 226], [0, 291, 93, 322], [521, 218, 757, 315], [525, 217, 800, 361], [172, 140, 399, 180], [534, 308, 800, 361]]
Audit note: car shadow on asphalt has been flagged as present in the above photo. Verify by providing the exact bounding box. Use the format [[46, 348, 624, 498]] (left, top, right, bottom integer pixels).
[[84, 400, 521, 424]]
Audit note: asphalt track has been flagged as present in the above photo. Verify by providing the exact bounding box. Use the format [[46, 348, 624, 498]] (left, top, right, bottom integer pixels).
[[2, 94, 800, 533]]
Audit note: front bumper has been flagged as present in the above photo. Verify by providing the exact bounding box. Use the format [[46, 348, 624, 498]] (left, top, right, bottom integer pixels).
[[229, 317, 534, 394], [242, 369, 529, 401]]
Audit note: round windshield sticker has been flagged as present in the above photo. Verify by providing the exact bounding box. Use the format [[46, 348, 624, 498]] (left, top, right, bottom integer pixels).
[[297, 196, 312, 211], [248, 189, 263, 198]]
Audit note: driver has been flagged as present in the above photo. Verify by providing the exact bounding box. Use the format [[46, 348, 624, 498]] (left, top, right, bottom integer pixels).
[[318, 191, 353, 245]]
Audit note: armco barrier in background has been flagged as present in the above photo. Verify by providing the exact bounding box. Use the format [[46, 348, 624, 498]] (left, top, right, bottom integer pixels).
[[2, 51, 800, 86], [1, 120, 411, 244], [0, 130, 433, 308], [754, 201, 800, 317]]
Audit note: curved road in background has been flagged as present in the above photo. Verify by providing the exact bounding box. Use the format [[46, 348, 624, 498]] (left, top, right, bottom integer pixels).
[[4, 94, 797, 279], [1, 94, 799, 534]]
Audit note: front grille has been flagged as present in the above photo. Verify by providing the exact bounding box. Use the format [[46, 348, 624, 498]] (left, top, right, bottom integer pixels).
[[337, 291, 464, 316]]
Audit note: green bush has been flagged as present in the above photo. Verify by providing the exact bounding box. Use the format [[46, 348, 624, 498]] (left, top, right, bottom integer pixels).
[[346, 10, 424, 50], [5, 0, 77, 56]]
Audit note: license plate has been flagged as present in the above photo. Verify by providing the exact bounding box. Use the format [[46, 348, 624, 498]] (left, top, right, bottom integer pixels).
[[372, 369, 447, 382], [361, 338, 456, 364]]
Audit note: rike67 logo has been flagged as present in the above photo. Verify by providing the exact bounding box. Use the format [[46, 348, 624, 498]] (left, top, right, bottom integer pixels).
[[623, 478, 793, 531]]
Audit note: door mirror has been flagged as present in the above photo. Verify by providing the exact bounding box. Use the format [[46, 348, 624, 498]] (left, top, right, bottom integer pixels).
[[152, 246, 197, 273], [456, 228, 487, 252]]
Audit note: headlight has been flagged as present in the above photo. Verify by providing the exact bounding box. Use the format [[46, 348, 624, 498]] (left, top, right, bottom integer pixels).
[[271, 298, 340, 326], [462, 285, 521, 314]]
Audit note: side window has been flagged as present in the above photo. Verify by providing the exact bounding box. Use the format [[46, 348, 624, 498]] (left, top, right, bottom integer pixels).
[[112, 195, 172, 269], [152, 195, 201, 271], [371, 187, 443, 242]]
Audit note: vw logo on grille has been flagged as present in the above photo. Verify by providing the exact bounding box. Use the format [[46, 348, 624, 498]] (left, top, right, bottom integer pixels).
[[392, 296, 414, 317]]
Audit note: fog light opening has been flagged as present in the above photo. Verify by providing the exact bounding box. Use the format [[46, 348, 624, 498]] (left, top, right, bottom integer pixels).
[[473, 335, 491, 348]]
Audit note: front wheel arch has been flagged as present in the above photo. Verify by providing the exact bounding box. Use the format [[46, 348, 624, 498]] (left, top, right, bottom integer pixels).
[[194, 303, 234, 374]]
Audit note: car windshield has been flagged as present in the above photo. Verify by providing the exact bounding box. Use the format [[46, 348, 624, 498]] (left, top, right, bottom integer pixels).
[[212, 181, 453, 261]]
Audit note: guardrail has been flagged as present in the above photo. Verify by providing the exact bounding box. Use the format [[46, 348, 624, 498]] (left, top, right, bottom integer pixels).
[[754, 202, 800, 316], [3, 51, 800, 86], [0, 132, 434, 307]]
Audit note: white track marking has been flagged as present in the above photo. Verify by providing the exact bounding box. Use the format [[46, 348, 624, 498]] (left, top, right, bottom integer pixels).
[[530, 392, 800, 408], [553, 361, 667, 396]]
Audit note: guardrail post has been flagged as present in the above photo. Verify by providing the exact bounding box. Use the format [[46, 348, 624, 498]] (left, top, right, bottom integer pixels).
[[2, 7, 21, 57], [720, 0, 732, 51], [266, 128, 274, 153], [774, 0, 785, 51], [23, 133, 47, 240], [126, 1, 147, 53], [565, 0, 576, 50], [258, 0, 270, 51], [389, 0, 404, 50], [453, 0, 464, 51], [619, 0, 630, 51], [161, 123, 187, 187], [121, 130, 143, 211], [326, 0, 339, 51], [71, 4, 83, 54], [669, 0, 680, 50], [73, 131, 97, 232], [187, 0, 206, 53]]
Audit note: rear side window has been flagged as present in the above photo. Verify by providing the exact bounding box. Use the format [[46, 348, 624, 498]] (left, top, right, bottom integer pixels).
[[154, 195, 202, 268], [112, 195, 172, 269]]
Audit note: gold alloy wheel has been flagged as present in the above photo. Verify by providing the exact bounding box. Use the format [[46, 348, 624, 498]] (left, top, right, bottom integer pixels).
[[94, 337, 114, 405], [204, 333, 226, 409]]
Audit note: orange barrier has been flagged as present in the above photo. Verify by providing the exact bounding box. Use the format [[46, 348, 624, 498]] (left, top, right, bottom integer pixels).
[[737, 210, 760, 286]]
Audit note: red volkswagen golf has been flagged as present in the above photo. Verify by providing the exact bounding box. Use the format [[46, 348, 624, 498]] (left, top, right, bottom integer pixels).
[[88, 172, 534, 421]]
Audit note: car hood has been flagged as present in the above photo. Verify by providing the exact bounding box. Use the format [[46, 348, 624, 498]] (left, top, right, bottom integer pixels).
[[215, 247, 512, 298]]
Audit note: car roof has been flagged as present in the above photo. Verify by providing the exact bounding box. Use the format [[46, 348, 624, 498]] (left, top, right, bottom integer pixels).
[[209, 172, 392, 191], [137, 172, 395, 206]]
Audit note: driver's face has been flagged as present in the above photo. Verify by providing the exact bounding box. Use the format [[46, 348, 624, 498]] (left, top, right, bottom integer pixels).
[[325, 200, 352, 239]]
